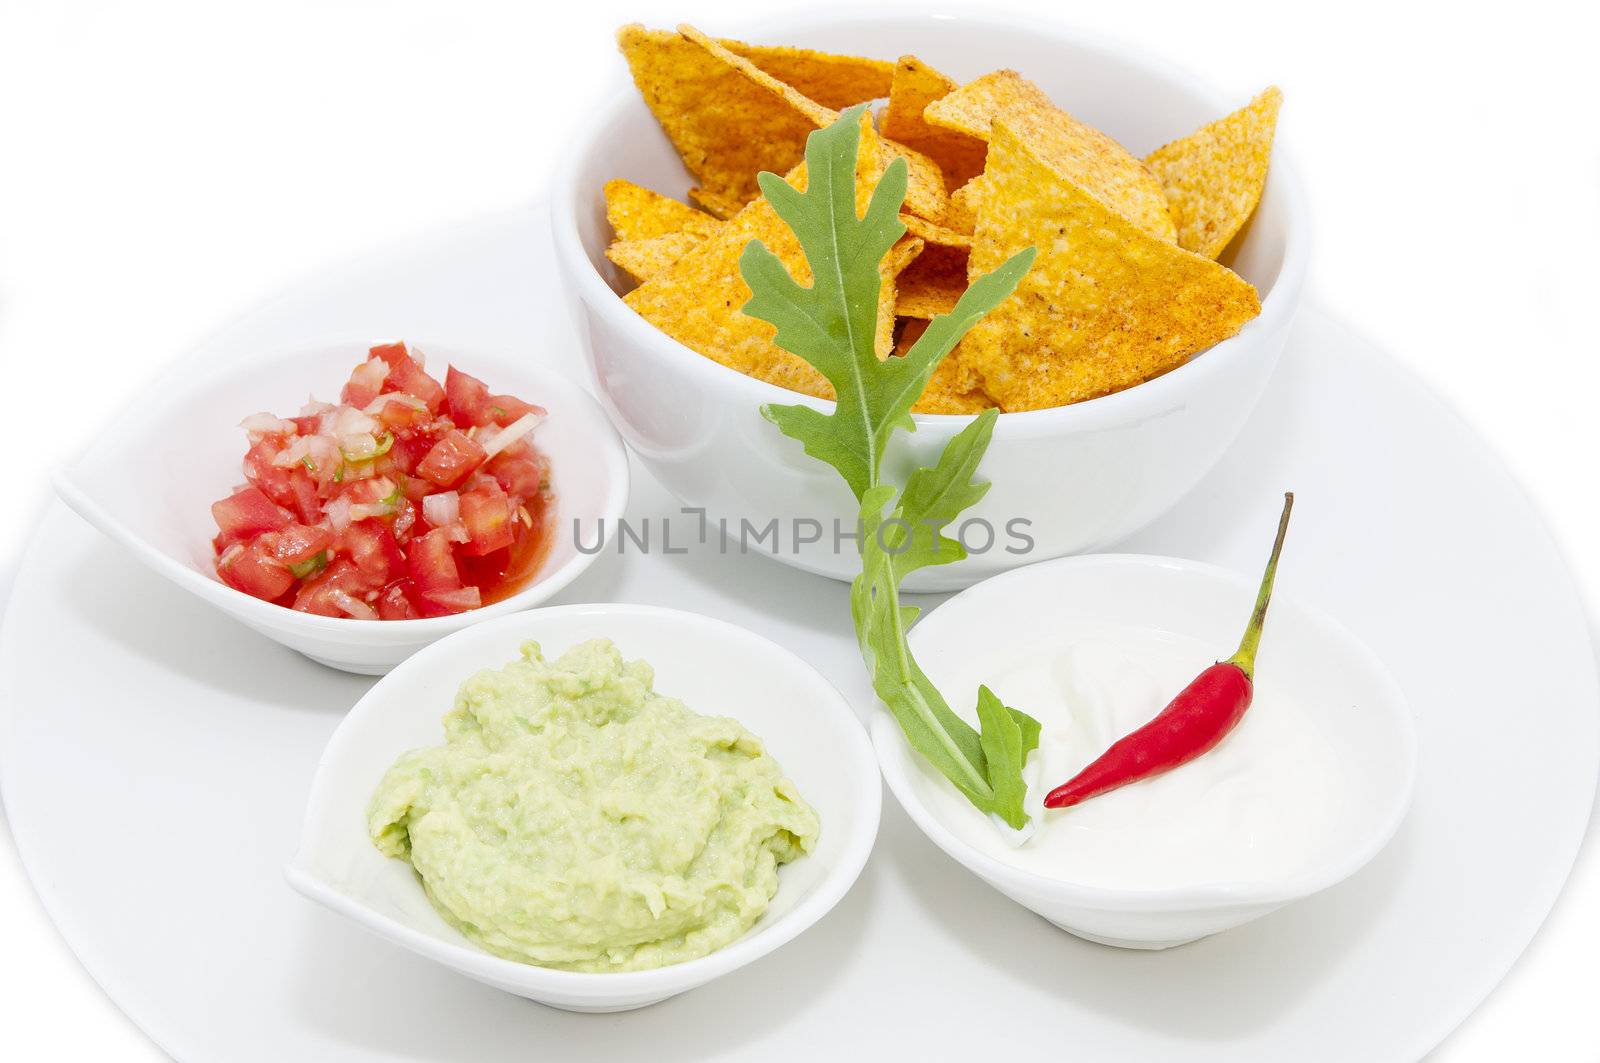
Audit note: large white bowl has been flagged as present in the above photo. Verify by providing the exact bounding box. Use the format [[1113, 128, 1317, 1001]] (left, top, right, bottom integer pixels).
[[552, 12, 1308, 591], [287, 604, 881, 1012], [873, 554, 1416, 949], [54, 338, 629, 674]]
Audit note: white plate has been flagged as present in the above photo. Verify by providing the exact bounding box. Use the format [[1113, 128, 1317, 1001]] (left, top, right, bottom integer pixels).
[[2, 207, 1595, 1062]]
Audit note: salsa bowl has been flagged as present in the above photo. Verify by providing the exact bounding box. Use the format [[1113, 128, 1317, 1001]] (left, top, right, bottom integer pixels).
[[286, 604, 882, 1011], [54, 338, 629, 674], [874, 553, 1417, 949], [552, 12, 1307, 591]]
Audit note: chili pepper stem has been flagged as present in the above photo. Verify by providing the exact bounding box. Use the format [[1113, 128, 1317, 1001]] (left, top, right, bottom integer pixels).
[[1226, 492, 1295, 680]]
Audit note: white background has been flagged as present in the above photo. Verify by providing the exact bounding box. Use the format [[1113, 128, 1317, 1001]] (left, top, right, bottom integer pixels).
[[1, 0, 1597, 1058]]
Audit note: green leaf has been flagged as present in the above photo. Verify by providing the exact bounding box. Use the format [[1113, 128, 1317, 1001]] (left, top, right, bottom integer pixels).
[[975, 686, 1041, 830], [741, 108, 1042, 825]]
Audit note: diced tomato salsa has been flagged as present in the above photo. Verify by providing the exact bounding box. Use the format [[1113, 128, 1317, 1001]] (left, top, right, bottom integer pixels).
[[212, 342, 553, 619]]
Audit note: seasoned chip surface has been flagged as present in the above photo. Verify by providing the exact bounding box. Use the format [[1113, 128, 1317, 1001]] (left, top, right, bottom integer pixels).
[[724, 41, 894, 110], [618, 25, 836, 207], [925, 70, 1177, 242], [604, 179, 723, 243], [607, 229, 714, 284], [1146, 87, 1283, 259], [961, 123, 1260, 411], [880, 56, 988, 188]]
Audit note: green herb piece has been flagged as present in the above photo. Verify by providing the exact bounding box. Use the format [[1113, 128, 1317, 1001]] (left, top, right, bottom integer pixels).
[[289, 550, 329, 580], [300, 456, 318, 474], [740, 107, 1041, 827]]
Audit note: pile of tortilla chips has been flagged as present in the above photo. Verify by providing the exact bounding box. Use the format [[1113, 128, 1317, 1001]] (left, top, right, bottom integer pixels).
[[606, 24, 1282, 413]]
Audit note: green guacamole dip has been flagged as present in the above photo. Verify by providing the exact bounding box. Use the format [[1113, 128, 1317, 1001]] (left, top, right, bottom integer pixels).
[[369, 638, 820, 972]]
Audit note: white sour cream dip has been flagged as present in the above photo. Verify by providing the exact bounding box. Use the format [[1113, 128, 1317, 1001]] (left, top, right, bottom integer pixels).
[[914, 622, 1352, 891]]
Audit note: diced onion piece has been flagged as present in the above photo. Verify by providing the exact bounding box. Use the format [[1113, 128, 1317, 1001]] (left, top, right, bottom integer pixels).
[[339, 432, 380, 462], [426, 586, 481, 610], [363, 393, 427, 415], [328, 589, 378, 621], [479, 411, 545, 460], [299, 398, 335, 417], [217, 543, 244, 568], [240, 412, 293, 435], [422, 491, 460, 528], [324, 495, 354, 532], [326, 406, 378, 439], [444, 522, 471, 544]]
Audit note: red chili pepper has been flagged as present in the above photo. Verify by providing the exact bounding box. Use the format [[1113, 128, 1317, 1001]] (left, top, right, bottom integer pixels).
[[1043, 492, 1295, 811]]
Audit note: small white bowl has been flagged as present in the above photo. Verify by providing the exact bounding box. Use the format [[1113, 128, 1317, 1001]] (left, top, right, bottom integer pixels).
[[874, 554, 1416, 949], [54, 338, 629, 674], [286, 603, 881, 1012], [552, 12, 1308, 590]]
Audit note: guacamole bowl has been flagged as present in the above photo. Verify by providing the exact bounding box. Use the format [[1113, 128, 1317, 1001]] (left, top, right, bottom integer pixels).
[[552, 12, 1307, 591], [287, 604, 881, 1012]]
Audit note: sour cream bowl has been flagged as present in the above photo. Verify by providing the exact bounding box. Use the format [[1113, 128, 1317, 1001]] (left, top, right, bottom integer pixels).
[[873, 554, 1417, 949], [552, 11, 1308, 591], [288, 604, 881, 1011]]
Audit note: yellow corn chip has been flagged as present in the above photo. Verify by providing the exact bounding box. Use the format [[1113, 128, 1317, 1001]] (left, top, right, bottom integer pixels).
[[604, 179, 723, 243], [900, 212, 971, 249], [895, 244, 968, 319], [618, 25, 836, 206], [914, 342, 996, 414], [961, 122, 1260, 411], [623, 118, 922, 399], [688, 186, 743, 220], [1146, 87, 1283, 259], [880, 56, 988, 188], [925, 70, 1176, 242], [723, 41, 893, 110], [607, 229, 715, 284], [943, 179, 981, 235]]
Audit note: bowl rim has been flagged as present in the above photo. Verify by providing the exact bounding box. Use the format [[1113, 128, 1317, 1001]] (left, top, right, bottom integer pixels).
[[285, 601, 883, 998], [550, 8, 1310, 439], [871, 551, 1419, 913], [52, 336, 632, 641]]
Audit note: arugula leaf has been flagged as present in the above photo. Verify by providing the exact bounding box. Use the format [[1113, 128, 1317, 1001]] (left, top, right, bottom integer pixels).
[[740, 107, 1041, 828]]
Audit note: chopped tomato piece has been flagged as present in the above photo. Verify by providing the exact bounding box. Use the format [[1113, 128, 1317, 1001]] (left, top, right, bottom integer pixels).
[[257, 523, 334, 567], [444, 366, 494, 427], [377, 582, 420, 620], [486, 394, 544, 427], [292, 558, 378, 617], [340, 356, 390, 408], [218, 540, 294, 601], [458, 482, 516, 556], [211, 486, 290, 544], [486, 449, 546, 502], [416, 429, 487, 488], [342, 519, 405, 584], [405, 527, 480, 615], [372, 342, 445, 412]]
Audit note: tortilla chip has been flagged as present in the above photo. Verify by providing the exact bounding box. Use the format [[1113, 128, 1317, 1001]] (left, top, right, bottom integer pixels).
[[618, 25, 837, 206], [895, 244, 968, 319], [607, 229, 715, 284], [960, 122, 1260, 411], [900, 212, 971, 250], [880, 56, 988, 188], [943, 179, 981, 235], [687, 186, 743, 220], [915, 343, 996, 414], [723, 42, 893, 110], [623, 119, 922, 399], [1146, 87, 1283, 259], [604, 179, 723, 243], [924, 70, 1176, 242], [881, 138, 949, 224]]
